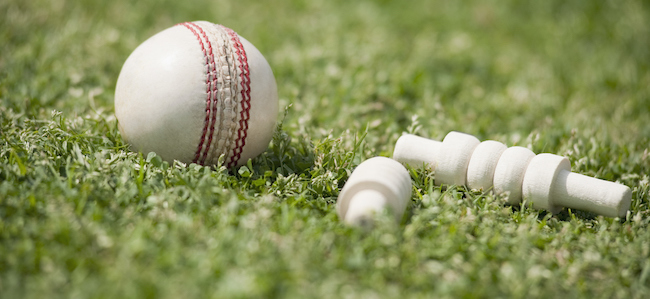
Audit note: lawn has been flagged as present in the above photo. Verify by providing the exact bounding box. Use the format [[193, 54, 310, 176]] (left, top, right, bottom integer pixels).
[[1, 0, 649, 297]]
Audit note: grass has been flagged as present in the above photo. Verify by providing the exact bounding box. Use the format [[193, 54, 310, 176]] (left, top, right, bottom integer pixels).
[[1, 0, 650, 297]]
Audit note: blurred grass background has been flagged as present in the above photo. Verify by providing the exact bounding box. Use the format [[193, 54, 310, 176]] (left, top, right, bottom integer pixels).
[[1, 0, 650, 298]]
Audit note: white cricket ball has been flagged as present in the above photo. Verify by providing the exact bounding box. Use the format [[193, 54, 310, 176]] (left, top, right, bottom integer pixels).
[[115, 21, 278, 168]]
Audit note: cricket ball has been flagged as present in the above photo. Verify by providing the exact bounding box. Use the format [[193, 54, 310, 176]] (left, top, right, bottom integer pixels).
[[115, 21, 278, 168]]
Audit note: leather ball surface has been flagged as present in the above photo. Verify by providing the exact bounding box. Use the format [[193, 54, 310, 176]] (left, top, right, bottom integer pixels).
[[115, 21, 278, 167]]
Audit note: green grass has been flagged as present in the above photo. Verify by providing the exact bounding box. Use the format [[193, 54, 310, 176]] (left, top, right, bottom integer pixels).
[[2, 0, 650, 297]]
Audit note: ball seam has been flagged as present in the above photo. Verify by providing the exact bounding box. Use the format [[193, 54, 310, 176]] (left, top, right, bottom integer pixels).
[[222, 26, 251, 168], [188, 22, 220, 166], [179, 22, 218, 165], [209, 25, 238, 166]]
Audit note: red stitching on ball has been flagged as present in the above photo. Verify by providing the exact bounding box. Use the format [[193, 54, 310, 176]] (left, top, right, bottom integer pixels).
[[180, 22, 213, 165], [222, 26, 251, 168], [187, 22, 219, 166], [180, 22, 218, 165]]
